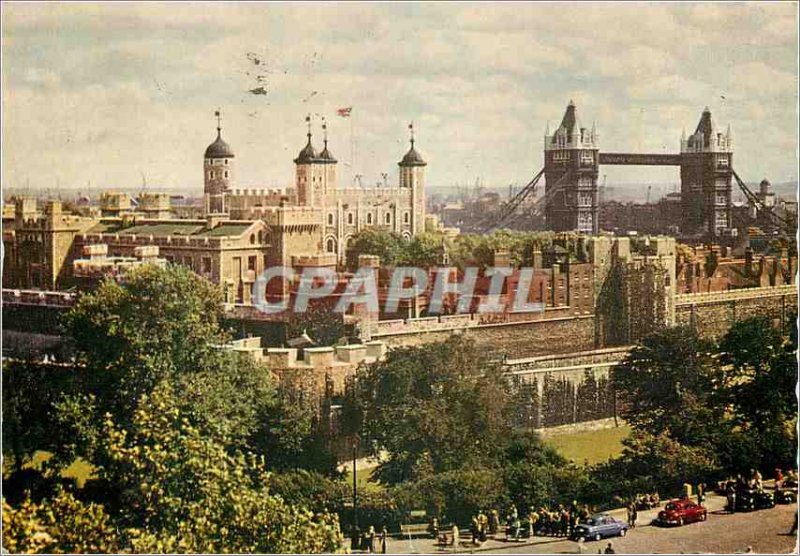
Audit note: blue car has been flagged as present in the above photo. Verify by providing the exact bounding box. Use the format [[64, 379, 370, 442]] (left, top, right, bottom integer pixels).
[[572, 514, 629, 541]]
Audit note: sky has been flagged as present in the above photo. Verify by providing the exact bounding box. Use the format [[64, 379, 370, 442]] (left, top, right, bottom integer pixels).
[[2, 2, 798, 196]]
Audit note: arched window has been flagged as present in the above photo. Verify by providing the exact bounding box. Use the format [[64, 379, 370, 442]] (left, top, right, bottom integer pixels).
[[250, 234, 256, 245], [224, 171, 229, 178], [258, 231, 264, 243], [348, 213, 354, 225], [224, 159, 228, 165], [367, 213, 373, 225], [385, 212, 391, 224], [326, 238, 335, 253], [328, 213, 334, 226], [404, 211, 410, 224]]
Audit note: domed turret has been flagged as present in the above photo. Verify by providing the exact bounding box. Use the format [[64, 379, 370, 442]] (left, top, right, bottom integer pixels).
[[294, 115, 319, 164], [205, 130, 235, 159], [204, 110, 234, 215], [399, 123, 426, 167], [318, 121, 337, 164]]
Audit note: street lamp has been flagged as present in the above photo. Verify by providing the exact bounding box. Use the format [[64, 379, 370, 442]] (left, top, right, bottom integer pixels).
[[351, 432, 360, 550]]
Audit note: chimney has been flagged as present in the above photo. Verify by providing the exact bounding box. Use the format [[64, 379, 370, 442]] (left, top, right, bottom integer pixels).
[[532, 248, 543, 269]]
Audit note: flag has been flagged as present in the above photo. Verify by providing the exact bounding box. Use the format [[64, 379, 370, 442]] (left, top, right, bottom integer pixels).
[[337, 107, 352, 118], [215, 110, 220, 117]]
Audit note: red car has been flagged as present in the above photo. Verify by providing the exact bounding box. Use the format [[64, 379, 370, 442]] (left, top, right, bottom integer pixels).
[[655, 499, 707, 526]]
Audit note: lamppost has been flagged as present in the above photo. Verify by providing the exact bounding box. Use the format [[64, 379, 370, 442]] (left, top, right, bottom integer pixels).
[[351, 433, 360, 550]]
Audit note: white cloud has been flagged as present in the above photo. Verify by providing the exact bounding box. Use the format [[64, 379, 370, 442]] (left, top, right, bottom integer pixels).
[[2, 2, 798, 191]]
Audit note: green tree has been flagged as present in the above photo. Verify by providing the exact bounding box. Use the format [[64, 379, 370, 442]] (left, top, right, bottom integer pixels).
[[717, 315, 798, 471], [611, 326, 725, 445], [57, 265, 276, 463], [345, 229, 405, 270], [62, 265, 229, 418], [2, 488, 119, 554], [347, 336, 514, 484], [97, 382, 343, 553]]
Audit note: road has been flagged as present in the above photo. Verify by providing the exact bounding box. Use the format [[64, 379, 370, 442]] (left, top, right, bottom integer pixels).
[[387, 498, 798, 554]]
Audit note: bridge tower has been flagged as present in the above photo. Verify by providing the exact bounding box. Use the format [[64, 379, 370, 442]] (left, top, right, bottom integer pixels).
[[544, 101, 599, 234], [680, 107, 733, 241]]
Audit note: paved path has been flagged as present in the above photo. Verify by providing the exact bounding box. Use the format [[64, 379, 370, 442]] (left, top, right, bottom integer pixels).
[[379, 493, 797, 554]]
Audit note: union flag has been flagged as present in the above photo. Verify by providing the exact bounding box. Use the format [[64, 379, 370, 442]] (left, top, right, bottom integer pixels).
[[337, 107, 353, 117]]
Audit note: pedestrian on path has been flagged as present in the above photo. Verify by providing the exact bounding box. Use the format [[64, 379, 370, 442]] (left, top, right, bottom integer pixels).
[[366, 525, 376, 553], [604, 541, 616, 554], [451, 524, 460, 552], [789, 511, 798, 535], [490, 509, 499, 536], [380, 526, 387, 554]]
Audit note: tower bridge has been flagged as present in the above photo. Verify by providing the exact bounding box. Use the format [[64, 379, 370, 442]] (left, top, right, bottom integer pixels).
[[480, 101, 788, 242]]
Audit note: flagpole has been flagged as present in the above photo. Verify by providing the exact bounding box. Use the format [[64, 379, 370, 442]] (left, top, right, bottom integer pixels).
[[350, 111, 355, 186]]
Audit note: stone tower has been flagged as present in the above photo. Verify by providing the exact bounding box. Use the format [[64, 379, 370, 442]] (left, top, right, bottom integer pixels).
[[204, 111, 235, 215], [544, 101, 599, 234], [398, 123, 427, 234], [294, 116, 336, 207], [679, 107, 733, 240]]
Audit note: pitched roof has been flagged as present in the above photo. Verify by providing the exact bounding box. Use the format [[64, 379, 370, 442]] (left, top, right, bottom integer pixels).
[[689, 107, 714, 148]]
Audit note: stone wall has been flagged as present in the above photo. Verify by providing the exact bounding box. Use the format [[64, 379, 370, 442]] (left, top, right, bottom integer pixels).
[[675, 285, 796, 340], [376, 314, 596, 358]]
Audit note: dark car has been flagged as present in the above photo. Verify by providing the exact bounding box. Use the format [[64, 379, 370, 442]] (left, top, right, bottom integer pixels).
[[775, 480, 798, 505], [735, 488, 775, 511], [655, 499, 707, 526], [572, 514, 629, 541]]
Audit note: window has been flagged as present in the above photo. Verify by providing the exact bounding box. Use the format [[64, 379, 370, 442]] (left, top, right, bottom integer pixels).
[[250, 234, 256, 244], [553, 151, 568, 163], [248, 255, 257, 271], [347, 213, 354, 225], [184, 256, 193, 269], [717, 156, 729, 168], [224, 159, 228, 165], [326, 238, 335, 253], [404, 212, 410, 224], [385, 212, 391, 224], [224, 171, 229, 178], [258, 230, 264, 243], [328, 213, 334, 226], [202, 257, 212, 274], [580, 151, 594, 164], [367, 213, 373, 225]]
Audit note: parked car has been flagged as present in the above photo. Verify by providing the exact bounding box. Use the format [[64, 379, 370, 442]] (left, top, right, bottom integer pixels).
[[775, 480, 798, 505], [735, 488, 775, 511], [572, 514, 629, 541], [655, 499, 707, 526]]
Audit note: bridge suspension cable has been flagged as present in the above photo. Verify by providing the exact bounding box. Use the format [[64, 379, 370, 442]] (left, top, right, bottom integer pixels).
[[731, 169, 794, 234], [475, 168, 545, 232]]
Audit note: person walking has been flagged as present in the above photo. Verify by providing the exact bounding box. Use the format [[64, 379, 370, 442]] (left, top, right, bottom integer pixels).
[[604, 541, 616, 554], [489, 509, 500, 536], [366, 525, 376, 554], [630, 502, 638, 529], [697, 483, 706, 506], [471, 515, 479, 545], [379, 526, 388, 554], [789, 511, 798, 536]]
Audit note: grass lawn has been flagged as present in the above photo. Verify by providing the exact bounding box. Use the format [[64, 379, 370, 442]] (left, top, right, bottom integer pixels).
[[28, 451, 95, 487], [544, 424, 631, 465]]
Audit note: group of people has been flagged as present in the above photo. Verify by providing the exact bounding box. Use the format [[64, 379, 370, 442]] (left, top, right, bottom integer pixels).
[[632, 492, 661, 510], [353, 525, 388, 554], [460, 502, 596, 543]]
